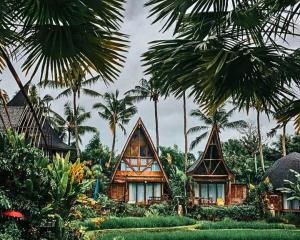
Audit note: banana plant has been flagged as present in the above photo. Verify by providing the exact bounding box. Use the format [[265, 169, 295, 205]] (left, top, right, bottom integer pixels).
[[43, 153, 94, 240]]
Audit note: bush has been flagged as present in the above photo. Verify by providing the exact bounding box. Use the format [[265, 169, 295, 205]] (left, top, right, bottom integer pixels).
[[188, 205, 263, 221], [86, 216, 196, 230], [97, 229, 300, 240], [198, 219, 296, 229]]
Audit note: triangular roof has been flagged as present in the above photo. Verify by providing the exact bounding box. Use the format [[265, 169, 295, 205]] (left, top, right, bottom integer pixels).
[[110, 117, 169, 185], [7, 81, 31, 106], [187, 124, 234, 179]]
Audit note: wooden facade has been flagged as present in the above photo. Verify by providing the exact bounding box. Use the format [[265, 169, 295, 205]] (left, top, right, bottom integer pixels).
[[109, 118, 169, 204], [187, 124, 247, 206]]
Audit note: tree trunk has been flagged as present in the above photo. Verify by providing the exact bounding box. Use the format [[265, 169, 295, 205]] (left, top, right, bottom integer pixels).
[[282, 124, 287, 156], [108, 127, 116, 168], [183, 92, 188, 172], [73, 91, 80, 158], [0, 111, 7, 132], [0, 94, 12, 128], [254, 153, 257, 173], [0, 47, 48, 147], [154, 99, 160, 155], [257, 110, 265, 172], [68, 129, 71, 146]]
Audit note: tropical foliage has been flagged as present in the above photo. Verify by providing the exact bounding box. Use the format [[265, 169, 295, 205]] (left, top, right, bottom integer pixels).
[[188, 106, 247, 150], [93, 90, 137, 167]]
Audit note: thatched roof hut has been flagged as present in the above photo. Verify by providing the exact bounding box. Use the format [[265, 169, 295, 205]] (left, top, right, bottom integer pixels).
[[265, 152, 300, 189]]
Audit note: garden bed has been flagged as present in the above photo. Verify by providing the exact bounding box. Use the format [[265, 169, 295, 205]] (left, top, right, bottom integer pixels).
[[96, 229, 300, 240]]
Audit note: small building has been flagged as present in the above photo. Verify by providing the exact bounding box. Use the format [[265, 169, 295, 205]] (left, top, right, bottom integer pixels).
[[0, 84, 73, 156], [187, 124, 247, 206], [109, 118, 169, 204], [265, 152, 300, 212]]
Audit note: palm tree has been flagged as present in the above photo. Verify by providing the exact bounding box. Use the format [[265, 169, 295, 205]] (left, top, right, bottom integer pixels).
[[0, 83, 11, 130], [0, 1, 127, 149], [188, 106, 247, 150], [40, 70, 101, 157], [93, 90, 137, 167], [50, 102, 97, 146], [126, 78, 164, 154]]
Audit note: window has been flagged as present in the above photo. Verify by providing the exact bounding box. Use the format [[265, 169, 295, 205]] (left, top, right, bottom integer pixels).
[[198, 183, 225, 202], [283, 194, 300, 210], [128, 182, 162, 204], [120, 161, 127, 171], [151, 161, 160, 171], [140, 146, 146, 156]]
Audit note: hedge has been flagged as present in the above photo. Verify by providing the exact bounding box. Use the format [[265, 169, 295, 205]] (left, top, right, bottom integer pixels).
[[188, 205, 263, 221], [199, 220, 296, 230], [98, 230, 300, 240]]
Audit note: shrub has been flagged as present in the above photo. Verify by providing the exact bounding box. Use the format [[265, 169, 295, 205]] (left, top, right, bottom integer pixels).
[[85, 216, 196, 230], [98, 229, 300, 240], [188, 204, 263, 221], [198, 219, 296, 229]]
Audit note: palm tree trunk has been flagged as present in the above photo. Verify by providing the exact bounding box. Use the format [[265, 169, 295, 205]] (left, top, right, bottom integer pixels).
[[0, 47, 48, 147], [154, 99, 160, 155], [256, 110, 265, 172], [68, 129, 71, 146], [0, 110, 7, 132], [254, 153, 257, 173], [183, 92, 188, 172], [73, 91, 80, 158], [0, 94, 12, 128], [282, 123, 287, 156], [108, 127, 116, 168]]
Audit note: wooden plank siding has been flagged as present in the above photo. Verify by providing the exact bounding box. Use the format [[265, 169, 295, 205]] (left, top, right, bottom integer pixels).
[[109, 118, 169, 205]]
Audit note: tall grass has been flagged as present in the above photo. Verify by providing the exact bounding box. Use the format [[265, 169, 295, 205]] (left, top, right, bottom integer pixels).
[[100, 216, 196, 229], [199, 220, 296, 230], [98, 230, 300, 240]]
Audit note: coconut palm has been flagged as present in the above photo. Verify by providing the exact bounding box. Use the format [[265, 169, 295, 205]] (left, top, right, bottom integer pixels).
[[188, 106, 247, 150], [0, 0, 127, 147], [93, 90, 137, 167], [0, 83, 11, 130], [126, 78, 164, 154], [50, 102, 97, 146], [40, 70, 101, 157]]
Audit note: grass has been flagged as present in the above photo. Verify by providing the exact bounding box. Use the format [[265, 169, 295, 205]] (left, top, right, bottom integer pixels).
[[198, 220, 296, 230], [96, 230, 300, 240], [85, 216, 196, 230]]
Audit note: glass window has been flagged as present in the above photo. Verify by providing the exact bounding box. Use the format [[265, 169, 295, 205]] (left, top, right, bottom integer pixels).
[[141, 158, 147, 166], [154, 183, 161, 198], [140, 146, 146, 156], [217, 184, 225, 201], [129, 183, 136, 203], [209, 183, 217, 201], [200, 184, 208, 199], [284, 194, 300, 209], [120, 161, 126, 171], [194, 182, 200, 198], [146, 183, 153, 202], [151, 161, 160, 171], [137, 183, 145, 203], [131, 158, 138, 165]]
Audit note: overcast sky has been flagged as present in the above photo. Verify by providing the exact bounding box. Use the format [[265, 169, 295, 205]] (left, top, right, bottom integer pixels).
[[0, 0, 296, 156]]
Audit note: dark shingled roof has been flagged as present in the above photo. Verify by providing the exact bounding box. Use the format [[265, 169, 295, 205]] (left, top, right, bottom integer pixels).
[[187, 153, 203, 173], [265, 152, 300, 189], [0, 86, 73, 152]]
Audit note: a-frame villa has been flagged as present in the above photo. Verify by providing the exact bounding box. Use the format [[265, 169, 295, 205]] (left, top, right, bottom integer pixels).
[[187, 124, 247, 205], [109, 118, 169, 204]]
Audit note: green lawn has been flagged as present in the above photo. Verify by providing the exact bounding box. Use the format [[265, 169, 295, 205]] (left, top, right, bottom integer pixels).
[[96, 229, 300, 240]]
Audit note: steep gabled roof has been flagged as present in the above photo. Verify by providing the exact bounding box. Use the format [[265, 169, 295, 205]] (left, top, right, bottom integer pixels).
[[187, 124, 234, 179], [110, 117, 169, 185], [7, 81, 30, 106]]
